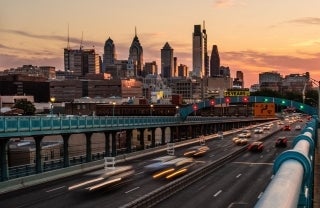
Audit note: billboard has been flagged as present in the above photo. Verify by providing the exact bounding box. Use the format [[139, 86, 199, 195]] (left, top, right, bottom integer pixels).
[[224, 90, 250, 97]]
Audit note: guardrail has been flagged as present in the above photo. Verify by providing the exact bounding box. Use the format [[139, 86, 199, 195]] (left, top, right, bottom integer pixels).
[[254, 118, 317, 208]]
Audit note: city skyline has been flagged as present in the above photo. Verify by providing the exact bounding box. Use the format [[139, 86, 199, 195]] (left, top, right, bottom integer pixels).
[[1, 0, 320, 87]]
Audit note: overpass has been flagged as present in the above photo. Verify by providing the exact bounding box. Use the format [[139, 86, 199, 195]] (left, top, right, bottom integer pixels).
[[0, 96, 318, 207]]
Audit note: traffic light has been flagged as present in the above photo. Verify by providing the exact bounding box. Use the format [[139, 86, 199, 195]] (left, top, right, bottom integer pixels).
[[242, 96, 249, 102], [264, 98, 269, 102], [210, 99, 215, 106], [281, 100, 286, 105], [225, 97, 230, 104], [299, 105, 304, 109]]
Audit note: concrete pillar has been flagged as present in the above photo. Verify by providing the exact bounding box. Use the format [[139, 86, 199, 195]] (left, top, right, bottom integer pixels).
[[161, 127, 166, 145], [0, 138, 9, 181], [103, 131, 110, 157], [34, 135, 44, 173], [139, 129, 145, 150], [126, 130, 132, 153], [151, 128, 156, 148], [111, 131, 117, 156], [62, 134, 70, 167], [170, 127, 174, 143], [85, 133, 92, 162]]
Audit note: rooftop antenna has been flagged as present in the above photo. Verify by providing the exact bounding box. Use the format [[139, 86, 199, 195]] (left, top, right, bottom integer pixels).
[[67, 24, 70, 49], [80, 31, 83, 50], [135, 26, 137, 37]]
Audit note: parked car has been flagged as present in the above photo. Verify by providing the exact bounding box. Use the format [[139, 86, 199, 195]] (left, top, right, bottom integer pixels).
[[275, 137, 288, 147], [248, 141, 264, 152]]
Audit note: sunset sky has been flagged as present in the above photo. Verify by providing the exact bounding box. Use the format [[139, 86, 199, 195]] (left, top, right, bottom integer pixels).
[[1, 0, 320, 87]]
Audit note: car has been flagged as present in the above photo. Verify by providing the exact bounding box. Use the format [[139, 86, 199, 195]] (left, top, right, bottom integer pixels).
[[295, 125, 302, 130], [238, 130, 251, 138], [233, 138, 248, 146], [283, 125, 291, 131], [183, 145, 210, 157], [248, 141, 264, 152], [253, 128, 263, 134], [275, 137, 288, 148]]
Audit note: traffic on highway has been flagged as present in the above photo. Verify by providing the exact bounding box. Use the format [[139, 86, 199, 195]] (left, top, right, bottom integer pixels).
[[0, 115, 308, 208]]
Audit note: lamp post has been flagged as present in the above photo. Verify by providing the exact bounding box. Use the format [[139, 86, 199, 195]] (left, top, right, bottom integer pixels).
[[176, 105, 179, 116], [150, 104, 154, 116], [50, 97, 55, 116], [112, 102, 116, 117]]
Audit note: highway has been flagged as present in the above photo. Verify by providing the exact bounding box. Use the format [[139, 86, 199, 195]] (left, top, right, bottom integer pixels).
[[0, 119, 304, 208]]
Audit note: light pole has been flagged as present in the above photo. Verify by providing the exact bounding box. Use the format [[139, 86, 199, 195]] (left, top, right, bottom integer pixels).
[[150, 104, 154, 116], [176, 106, 179, 116], [112, 102, 116, 117], [50, 97, 55, 116]]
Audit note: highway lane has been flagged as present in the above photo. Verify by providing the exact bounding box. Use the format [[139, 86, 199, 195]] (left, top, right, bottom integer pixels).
[[154, 122, 304, 208], [0, 119, 302, 208]]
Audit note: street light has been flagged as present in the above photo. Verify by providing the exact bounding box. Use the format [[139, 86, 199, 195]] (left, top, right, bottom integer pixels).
[[150, 104, 154, 116], [112, 102, 116, 116], [50, 97, 55, 116]]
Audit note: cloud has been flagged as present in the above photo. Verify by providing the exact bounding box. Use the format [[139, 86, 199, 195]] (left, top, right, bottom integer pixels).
[[0, 29, 102, 49], [286, 17, 320, 25], [213, 0, 247, 8]]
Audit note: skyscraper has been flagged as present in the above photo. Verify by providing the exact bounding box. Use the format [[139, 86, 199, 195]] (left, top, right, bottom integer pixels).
[[192, 22, 208, 78], [161, 42, 174, 78], [102, 37, 116, 72], [192, 24, 203, 78], [210, 45, 220, 77], [203, 21, 209, 77], [128, 28, 143, 77], [64, 48, 100, 77]]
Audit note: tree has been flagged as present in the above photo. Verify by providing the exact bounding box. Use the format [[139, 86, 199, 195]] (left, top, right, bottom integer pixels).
[[13, 100, 36, 115]]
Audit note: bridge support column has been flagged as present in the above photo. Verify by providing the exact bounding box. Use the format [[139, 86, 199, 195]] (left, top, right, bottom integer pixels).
[[62, 134, 70, 167], [138, 129, 145, 150], [0, 138, 9, 181], [103, 131, 111, 157], [111, 131, 117, 156], [161, 127, 166, 145], [34, 135, 44, 173], [126, 130, 132, 153], [150, 128, 156, 148], [85, 133, 92, 162], [170, 127, 174, 143]]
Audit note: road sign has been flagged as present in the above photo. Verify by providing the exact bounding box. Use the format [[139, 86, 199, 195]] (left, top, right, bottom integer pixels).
[[254, 103, 275, 117]]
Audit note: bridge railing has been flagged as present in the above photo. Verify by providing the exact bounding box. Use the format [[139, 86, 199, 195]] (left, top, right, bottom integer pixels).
[[254, 117, 317, 208], [0, 116, 181, 135]]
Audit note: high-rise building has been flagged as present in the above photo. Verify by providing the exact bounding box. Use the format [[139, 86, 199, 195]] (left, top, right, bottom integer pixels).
[[161, 42, 174, 78], [128, 28, 143, 77], [103, 37, 116, 71], [210, 45, 220, 77], [203, 21, 209, 77], [64, 48, 100, 77], [192, 24, 203, 78], [143, 61, 158, 76], [235, 70, 244, 88]]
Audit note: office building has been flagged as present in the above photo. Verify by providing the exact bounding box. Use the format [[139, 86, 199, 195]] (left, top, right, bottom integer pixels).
[[210, 45, 220, 77], [64, 48, 100, 77], [103, 37, 116, 71], [161, 42, 174, 78], [128, 28, 143, 77], [192, 24, 203, 78]]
